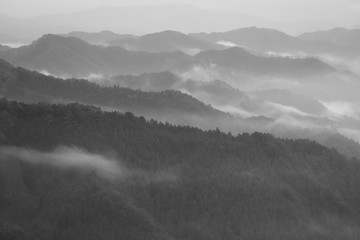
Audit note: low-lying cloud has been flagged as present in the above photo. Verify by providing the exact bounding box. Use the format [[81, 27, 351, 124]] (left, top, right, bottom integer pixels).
[[1, 42, 27, 48], [321, 100, 360, 119], [0, 146, 126, 179], [0, 146, 181, 183], [217, 41, 238, 47]]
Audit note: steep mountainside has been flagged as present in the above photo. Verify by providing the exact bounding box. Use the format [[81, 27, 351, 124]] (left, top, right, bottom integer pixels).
[[1, 100, 360, 239]]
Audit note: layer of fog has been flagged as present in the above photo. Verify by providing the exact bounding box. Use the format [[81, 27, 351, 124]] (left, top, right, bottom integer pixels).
[[30, 55, 360, 157], [0, 146, 180, 183], [39, 70, 107, 83], [179, 62, 360, 103], [1, 42, 27, 48], [217, 41, 238, 47], [0, 146, 124, 179], [108, 64, 360, 150], [266, 51, 360, 76], [321, 101, 360, 119]]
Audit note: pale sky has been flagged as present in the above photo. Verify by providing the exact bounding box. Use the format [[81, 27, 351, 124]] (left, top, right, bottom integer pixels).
[[1, 0, 360, 26]]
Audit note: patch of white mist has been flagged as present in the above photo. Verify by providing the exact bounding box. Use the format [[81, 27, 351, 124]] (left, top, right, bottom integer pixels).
[[321, 101, 359, 119], [217, 41, 238, 47], [267, 102, 313, 117], [319, 55, 360, 75], [0, 146, 125, 179], [337, 128, 360, 144], [0, 146, 181, 183], [179, 64, 222, 82], [180, 48, 202, 56], [213, 105, 256, 118], [1, 42, 27, 48]]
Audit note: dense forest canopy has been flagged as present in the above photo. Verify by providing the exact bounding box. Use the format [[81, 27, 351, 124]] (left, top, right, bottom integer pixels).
[[1, 99, 360, 239], [1, 3, 360, 240]]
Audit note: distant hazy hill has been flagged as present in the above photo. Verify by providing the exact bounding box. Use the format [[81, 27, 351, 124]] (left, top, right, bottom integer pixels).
[[0, 34, 337, 78], [110, 71, 329, 116], [298, 28, 360, 48], [192, 27, 302, 51], [61, 30, 136, 45], [109, 30, 223, 54], [191, 27, 360, 58], [111, 72, 255, 114], [252, 89, 327, 115], [0, 59, 259, 133], [0, 34, 194, 77], [110, 71, 360, 159], [194, 47, 334, 77], [0, 5, 271, 39], [1, 59, 360, 159]]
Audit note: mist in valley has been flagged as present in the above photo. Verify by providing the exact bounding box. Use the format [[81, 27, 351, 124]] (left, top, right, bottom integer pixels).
[[1, 1, 360, 240]]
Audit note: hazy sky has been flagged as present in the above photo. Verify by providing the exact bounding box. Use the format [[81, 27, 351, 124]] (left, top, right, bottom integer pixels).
[[1, 0, 360, 26]]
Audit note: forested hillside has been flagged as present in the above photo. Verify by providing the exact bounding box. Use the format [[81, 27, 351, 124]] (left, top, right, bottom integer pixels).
[[0, 59, 255, 132], [1, 99, 360, 240]]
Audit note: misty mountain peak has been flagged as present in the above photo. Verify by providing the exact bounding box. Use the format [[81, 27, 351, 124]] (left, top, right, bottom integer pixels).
[[32, 34, 89, 48], [141, 30, 190, 41]]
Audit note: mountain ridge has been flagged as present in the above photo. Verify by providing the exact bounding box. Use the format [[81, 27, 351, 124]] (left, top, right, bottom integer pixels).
[[191, 26, 360, 59], [109, 30, 224, 53], [0, 34, 337, 78], [298, 27, 360, 48]]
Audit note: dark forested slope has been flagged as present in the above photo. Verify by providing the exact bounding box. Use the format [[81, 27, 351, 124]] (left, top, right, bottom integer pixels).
[[1, 99, 360, 240], [0, 59, 253, 132]]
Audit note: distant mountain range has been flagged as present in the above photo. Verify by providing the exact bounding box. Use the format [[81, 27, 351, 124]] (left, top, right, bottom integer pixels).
[[194, 47, 334, 77], [0, 34, 336, 78], [191, 27, 302, 51], [298, 28, 360, 48], [0, 5, 339, 41], [191, 27, 360, 59], [1, 59, 360, 158], [0, 5, 267, 39], [0, 34, 194, 77], [0, 59, 261, 133], [1, 5, 360, 240], [108, 30, 224, 54], [111, 71, 328, 117], [109, 70, 360, 159], [61, 30, 136, 45]]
